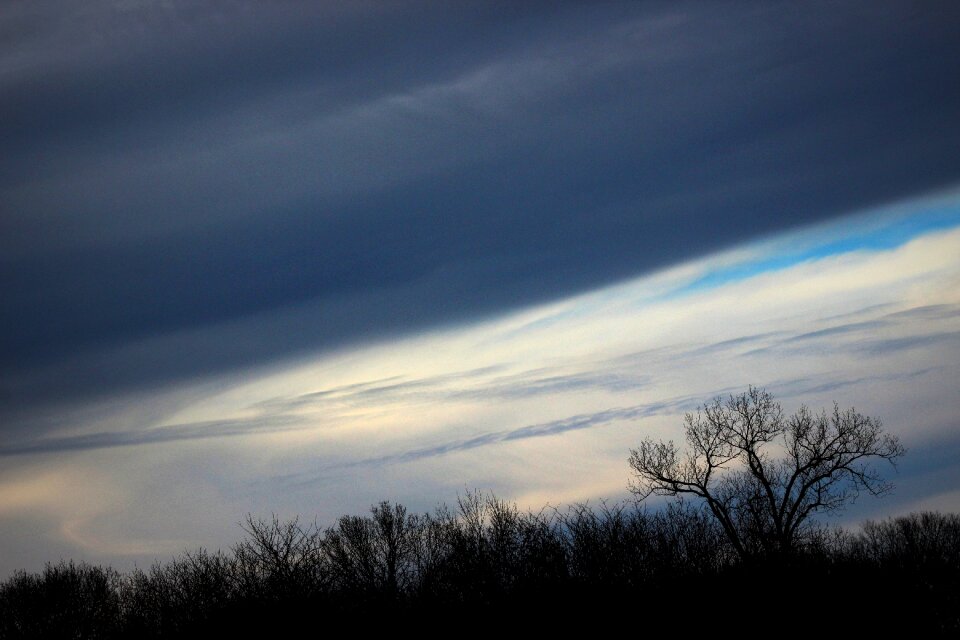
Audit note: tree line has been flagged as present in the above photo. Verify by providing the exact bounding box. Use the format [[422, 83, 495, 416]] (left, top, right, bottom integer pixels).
[[1, 388, 957, 636]]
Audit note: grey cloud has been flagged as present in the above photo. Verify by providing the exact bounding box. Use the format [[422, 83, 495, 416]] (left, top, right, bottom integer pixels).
[[856, 331, 960, 357], [838, 435, 960, 523], [881, 304, 960, 321], [456, 371, 647, 400], [815, 302, 896, 324], [311, 366, 948, 479], [766, 366, 947, 400], [3, 290, 953, 456], [3, 1, 960, 441], [0, 346, 945, 463], [679, 331, 790, 358], [244, 298, 954, 443], [0, 414, 304, 458], [0, 361, 648, 456], [786, 320, 888, 343], [254, 365, 646, 417], [287, 372, 922, 485], [285, 395, 705, 485], [743, 305, 960, 358]]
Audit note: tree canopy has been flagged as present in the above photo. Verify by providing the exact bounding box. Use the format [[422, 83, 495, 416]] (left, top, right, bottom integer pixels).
[[628, 386, 905, 557]]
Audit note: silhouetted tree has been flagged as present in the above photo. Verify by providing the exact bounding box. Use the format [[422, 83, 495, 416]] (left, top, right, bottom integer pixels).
[[121, 549, 239, 636], [846, 512, 960, 634], [628, 386, 905, 558], [233, 514, 326, 600], [3, 502, 960, 634], [0, 561, 121, 638], [854, 511, 960, 570], [559, 501, 724, 588], [322, 501, 421, 602]]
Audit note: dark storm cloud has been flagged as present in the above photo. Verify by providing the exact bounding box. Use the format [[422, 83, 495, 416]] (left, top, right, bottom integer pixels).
[[3, 1, 960, 428]]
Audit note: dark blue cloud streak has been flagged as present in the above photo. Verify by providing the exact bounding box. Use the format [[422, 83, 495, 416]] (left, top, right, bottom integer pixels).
[[2, 1, 960, 422]]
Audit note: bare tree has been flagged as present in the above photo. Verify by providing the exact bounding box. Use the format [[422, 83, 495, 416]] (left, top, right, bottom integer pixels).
[[628, 387, 905, 558], [322, 501, 422, 599], [233, 514, 326, 598]]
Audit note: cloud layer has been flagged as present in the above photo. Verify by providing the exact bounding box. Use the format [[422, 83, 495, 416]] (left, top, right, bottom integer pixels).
[[3, 1, 960, 418], [1, 199, 958, 576]]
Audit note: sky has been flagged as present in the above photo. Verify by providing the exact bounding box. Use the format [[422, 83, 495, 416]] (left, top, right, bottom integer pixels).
[[1, 1, 960, 576]]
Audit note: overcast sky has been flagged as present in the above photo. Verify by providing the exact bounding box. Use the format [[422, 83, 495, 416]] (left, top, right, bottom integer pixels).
[[2, 1, 960, 576]]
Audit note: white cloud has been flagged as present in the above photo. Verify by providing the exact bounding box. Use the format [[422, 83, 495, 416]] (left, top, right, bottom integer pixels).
[[2, 201, 959, 575]]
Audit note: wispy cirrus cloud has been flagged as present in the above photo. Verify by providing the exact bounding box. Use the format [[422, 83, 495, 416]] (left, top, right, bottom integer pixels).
[[4, 211, 956, 472]]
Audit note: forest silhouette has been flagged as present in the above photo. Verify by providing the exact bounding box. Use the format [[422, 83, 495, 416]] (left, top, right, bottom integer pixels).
[[2, 390, 957, 637]]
